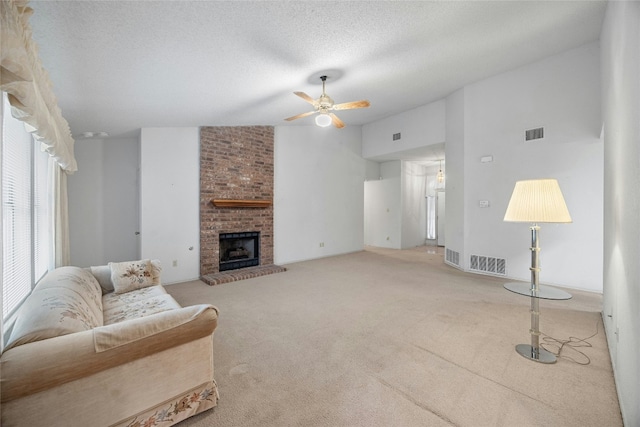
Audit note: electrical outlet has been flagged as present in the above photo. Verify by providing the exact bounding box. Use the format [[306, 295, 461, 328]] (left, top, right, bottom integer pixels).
[[172, 260, 178, 267], [319, 242, 324, 247]]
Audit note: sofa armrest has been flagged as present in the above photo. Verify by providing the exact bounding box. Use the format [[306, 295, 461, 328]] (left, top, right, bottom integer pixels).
[[0, 304, 218, 403], [94, 304, 216, 352]]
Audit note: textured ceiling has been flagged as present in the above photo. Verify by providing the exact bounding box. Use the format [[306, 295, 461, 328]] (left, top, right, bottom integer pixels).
[[30, 0, 606, 146]]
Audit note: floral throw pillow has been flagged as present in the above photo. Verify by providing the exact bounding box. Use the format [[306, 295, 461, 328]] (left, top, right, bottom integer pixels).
[[109, 259, 160, 294]]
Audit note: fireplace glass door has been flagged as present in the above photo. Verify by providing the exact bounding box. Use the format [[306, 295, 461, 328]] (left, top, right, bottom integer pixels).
[[219, 231, 260, 271]]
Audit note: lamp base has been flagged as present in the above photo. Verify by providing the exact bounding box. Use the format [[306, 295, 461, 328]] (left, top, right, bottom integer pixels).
[[515, 344, 557, 364]]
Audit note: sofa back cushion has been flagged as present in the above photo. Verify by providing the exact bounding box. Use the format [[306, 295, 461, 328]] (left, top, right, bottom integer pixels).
[[90, 265, 114, 294], [5, 267, 103, 351]]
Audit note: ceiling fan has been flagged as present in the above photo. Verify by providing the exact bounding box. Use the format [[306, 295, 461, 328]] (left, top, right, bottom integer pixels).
[[284, 75, 370, 128]]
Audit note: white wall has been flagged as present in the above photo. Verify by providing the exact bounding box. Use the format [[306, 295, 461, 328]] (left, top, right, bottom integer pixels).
[[68, 137, 139, 267], [68, 129, 200, 283], [365, 159, 381, 181], [364, 161, 402, 248], [601, 2, 640, 425], [362, 100, 446, 159], [444, 88, 465, 264], [362, 99, 447, 250], [401, 161, 427, 248], [364, 160, 428, 249], [445, 43, 604, 291], [139, 128, 200, 284], [274, 126, 365, 264]]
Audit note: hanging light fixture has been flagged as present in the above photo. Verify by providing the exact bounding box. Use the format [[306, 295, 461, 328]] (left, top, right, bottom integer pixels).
[[437, 160, 444, 183]]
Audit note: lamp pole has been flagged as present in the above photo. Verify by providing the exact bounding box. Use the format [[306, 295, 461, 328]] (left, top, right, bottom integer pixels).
[[512, 224, 557, 363], [528, 224, 543, 359]]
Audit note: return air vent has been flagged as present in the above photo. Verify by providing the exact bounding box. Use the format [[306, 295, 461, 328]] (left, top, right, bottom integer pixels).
[[469, 254, 506, 276], [445, 248, 460, 266], [525, 127, 544, 141]]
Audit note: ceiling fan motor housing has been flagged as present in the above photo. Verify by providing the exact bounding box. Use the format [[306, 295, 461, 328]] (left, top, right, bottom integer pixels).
[[318, 94, 334, 111]]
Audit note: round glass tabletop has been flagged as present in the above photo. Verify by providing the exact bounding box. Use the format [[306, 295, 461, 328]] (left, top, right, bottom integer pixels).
[[503, 282, 572, 300]]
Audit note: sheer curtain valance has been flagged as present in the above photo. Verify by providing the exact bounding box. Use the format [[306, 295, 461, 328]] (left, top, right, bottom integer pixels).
[[1, 0, 76, 173]]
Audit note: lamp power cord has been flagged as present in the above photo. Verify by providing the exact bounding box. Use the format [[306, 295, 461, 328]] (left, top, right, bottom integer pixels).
[[540, 319, 601, 365]]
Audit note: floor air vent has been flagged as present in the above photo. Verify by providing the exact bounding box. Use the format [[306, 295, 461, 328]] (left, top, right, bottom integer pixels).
[[445, 248, 460, 266], [470, 255, 506, 276]]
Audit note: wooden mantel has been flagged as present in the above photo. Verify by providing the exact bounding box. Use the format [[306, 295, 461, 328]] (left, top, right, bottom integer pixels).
[[211, 199, 272, 208]]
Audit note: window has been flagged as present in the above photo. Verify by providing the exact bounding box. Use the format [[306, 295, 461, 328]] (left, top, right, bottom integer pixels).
[[2, 93, 51, 319]]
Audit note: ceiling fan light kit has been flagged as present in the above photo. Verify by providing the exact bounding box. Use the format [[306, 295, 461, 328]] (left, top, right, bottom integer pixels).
[[315, 113, 332, 127], [285, 74, 370, 129]]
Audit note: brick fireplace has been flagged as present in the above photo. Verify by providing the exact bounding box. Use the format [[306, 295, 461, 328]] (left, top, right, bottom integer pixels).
[[200, 126, 284, 285]]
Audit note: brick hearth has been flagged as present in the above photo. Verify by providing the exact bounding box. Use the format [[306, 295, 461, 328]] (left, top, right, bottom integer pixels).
[[200, 126, 284, 284], [201, 264, 287, 286]]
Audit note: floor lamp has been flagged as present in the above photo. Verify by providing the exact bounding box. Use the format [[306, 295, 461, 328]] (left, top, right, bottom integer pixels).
[[503, 179, 572, 363]]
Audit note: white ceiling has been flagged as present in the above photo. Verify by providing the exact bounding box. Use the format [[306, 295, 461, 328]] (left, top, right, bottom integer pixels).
[[30, 0, 606, 150]]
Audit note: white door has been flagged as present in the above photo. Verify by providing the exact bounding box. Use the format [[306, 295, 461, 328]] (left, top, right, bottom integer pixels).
[[436, 191, 446, 246]]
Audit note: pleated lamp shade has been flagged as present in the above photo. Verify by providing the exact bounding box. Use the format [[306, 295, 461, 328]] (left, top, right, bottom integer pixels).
[[504, 179, 572, 223]]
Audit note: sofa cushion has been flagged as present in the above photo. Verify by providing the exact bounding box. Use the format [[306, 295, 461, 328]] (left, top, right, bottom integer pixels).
[[109, 259, 161, 294], [102, 285, 168, 312], [103, 294, 182, 325], [5, 267, 105, 351]]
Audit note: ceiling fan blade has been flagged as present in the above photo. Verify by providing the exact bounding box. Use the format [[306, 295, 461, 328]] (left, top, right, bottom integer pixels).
[[285, 110, 316, 121], [329, 113, 345, 129], [294, 91, 316, 105], [332, 100, 370, 110]]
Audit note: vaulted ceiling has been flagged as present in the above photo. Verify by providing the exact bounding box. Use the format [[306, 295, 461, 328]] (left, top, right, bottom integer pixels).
[[30, 1, 606, 141]]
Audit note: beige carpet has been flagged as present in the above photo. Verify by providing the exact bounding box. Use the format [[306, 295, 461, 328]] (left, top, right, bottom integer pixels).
[[167, 247, 622, 427]]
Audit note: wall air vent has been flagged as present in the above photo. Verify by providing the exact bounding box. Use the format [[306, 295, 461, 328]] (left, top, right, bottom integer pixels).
[[525, 127, 544, 141], [469, 254, 506, 276], [445, 248, 460, 267], [393, 132, 401, 141]]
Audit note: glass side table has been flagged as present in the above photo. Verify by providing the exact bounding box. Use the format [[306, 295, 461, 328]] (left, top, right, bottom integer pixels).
[[504, 282, 571, 363]]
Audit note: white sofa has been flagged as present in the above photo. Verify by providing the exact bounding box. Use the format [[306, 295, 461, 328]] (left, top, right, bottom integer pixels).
[[1, 260, 219, 427]]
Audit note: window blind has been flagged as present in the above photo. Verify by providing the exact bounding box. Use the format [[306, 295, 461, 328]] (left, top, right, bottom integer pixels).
[[34, 150, 50, 279], [2, 93, 33, 318], [2, 92, 52, 319]]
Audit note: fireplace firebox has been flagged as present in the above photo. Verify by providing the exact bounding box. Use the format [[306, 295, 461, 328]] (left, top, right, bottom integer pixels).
[[219, 232, 260, 271]]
